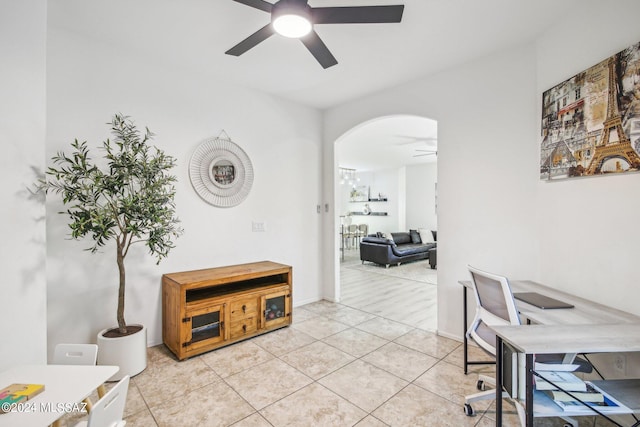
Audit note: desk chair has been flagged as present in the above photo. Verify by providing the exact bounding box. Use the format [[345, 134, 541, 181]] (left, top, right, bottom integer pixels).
[[74, 375, 129, 427], [463, 266, 590, 424], [463, 265, 520, 417]]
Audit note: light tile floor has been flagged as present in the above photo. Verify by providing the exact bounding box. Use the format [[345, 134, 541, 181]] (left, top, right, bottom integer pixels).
[[59, 253, 617, 426], [61, 301, 609, 427]]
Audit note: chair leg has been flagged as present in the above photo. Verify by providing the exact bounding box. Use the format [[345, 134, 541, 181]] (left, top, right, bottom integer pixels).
[[83, 397, 94, 412], [81, 384, 105, 414], [97, 384, 106, 399]]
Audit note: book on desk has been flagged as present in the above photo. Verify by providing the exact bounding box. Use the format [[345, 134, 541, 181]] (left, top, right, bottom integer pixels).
[[500, 352, 632, 414], [549, 382, 630, 413], [536, 374, 631, 413]]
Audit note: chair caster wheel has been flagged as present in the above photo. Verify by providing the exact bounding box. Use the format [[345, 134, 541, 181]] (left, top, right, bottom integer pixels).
[[464, 403, 475, 416], [476, 380, 485, 391]]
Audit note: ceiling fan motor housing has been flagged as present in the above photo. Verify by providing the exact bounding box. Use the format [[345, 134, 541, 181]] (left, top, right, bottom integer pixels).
[[272, 0, 312, 24]]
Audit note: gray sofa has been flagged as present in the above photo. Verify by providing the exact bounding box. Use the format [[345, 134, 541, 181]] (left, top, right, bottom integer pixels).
[[359, 230, 436, 268]]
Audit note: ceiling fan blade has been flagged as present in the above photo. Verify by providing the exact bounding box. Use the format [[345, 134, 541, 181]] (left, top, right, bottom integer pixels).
[[231, 0, 273, 13], [312, 5, 404, 24], [226, 24, 275, 56], [413, 153, 437, 157], [300, 30, 338, 69], [395, 135, 438, 143]]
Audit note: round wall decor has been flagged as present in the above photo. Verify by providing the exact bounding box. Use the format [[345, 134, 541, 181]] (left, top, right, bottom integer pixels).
[[189, 134, 254, 207]]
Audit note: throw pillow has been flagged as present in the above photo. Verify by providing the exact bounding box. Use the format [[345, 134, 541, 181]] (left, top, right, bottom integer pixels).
[[418, 228, 434, 243], [409, 229, 422, 244], [383, 232, 394, 242]]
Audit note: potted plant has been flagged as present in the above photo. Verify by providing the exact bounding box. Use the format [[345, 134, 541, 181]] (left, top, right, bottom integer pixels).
[[38, 113, 183, 379]]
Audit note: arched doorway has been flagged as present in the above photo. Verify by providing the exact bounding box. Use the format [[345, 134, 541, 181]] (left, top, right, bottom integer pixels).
[[333, 114, 439, 330]]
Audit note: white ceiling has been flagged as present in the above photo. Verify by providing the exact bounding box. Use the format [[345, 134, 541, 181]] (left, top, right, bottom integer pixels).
[[48, 0, 581, 171], [49, 0, 581, 110], [337, 115, 438, 171]]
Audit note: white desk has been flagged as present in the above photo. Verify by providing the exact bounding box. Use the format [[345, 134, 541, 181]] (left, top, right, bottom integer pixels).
[[458, 279, 640, 373], [492, 323, 640, 426], [459, 279, 640, 426], [507, 280, 640, 326], [0, 364, 119, 427]]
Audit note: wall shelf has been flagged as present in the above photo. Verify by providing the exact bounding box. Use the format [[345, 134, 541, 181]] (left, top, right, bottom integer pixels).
[[349, 212, 388, 216]]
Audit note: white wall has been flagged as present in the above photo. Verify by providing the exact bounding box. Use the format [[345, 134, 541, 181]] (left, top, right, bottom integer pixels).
[[0, 0, 48, 366], [406, 163, 438, 232], [324, 45, 541, 339], [45, 26, 323, 355], [339, 169, 401, 234], [337, 164, 437, 235], [324, 0, 640, 341], [536, 0, 640, 318]]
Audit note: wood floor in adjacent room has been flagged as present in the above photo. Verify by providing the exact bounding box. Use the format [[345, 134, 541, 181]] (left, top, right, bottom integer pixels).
[[339, 249, 437, 332]]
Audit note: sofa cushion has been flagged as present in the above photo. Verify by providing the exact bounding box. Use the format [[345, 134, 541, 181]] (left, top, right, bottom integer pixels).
[[361, 236, 393, 245], [390, 232, 411, 245], [418, 228, 434, 243], [392, 243, 434, 256], [409, 229, 422, 244]]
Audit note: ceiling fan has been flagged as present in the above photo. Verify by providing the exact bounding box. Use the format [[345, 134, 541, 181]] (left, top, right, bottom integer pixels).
[[394, 135, 438, 146], [413, 149, 437, 158], [225, 0, 405, 69]]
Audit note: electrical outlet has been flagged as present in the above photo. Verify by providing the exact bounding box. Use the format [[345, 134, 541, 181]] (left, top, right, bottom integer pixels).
[[252, 221, 266, 232], [614, 354, 626, 375]]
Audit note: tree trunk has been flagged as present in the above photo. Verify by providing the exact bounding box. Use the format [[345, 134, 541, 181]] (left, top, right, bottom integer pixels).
[[116, 239, 127, 334]]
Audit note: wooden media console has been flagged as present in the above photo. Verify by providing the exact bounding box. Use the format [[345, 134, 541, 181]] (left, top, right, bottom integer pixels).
[[162, 261, 292, 360]]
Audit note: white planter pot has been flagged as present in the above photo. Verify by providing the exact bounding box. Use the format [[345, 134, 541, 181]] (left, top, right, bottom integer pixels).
[[97, 324, 147, 381]]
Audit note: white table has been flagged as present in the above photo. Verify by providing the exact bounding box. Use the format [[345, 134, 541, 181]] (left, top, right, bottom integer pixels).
[[0, 364, 119, 427]]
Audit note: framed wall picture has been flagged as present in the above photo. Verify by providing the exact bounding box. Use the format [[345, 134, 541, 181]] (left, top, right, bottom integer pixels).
[[540, 40, 640, 180]]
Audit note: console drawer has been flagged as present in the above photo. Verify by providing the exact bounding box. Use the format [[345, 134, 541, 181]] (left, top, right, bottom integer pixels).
[[230, 317, 258, 339], [229, 297, 258, 321]]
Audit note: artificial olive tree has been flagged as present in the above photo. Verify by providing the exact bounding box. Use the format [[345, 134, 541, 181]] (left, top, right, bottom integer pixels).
[[39, 114, 183, 335]]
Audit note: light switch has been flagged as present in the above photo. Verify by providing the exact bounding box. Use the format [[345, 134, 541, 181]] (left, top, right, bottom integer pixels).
[[252, 221, 266, 232]]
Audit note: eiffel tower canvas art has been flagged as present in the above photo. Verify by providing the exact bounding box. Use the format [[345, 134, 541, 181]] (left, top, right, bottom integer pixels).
[[540, 40, 640, 180]]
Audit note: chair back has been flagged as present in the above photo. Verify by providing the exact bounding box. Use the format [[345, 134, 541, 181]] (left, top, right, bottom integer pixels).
[[467, 265, 520, 355], [86, 375, 129, 427], [53, 343, 98, 366]]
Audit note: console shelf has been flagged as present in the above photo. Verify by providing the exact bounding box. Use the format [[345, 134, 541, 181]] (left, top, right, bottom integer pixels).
[[162, 261, 292, 360]]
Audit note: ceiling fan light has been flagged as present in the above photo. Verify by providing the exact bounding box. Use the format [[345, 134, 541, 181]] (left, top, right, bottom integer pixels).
[[273, 14, 312, 38]]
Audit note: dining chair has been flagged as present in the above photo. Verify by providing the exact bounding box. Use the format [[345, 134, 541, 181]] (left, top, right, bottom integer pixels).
[[357, 223, 368, 244], [74, 375, 129, 427], [464, 266, 586, 426], [51, 344, 106, 414], [345, 224, 358, 249], [53, 343, 99, 366]]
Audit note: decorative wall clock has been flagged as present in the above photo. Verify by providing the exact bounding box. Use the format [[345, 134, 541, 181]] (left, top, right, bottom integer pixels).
[[189, 132, 254, 207]]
